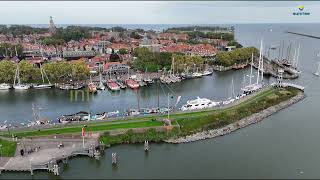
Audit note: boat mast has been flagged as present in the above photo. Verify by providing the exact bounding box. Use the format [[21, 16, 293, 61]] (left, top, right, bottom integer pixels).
[[40, 63, 45, 84], [249, 53, 253, 85], [231, 77, 235, 98], [295, 43, 300, 69], [167, 93, 170, 120], [17, 65, 21, 85], [13, 66, 18, 86], [256, 40, 263, 84], [261, 44, 264, 83]]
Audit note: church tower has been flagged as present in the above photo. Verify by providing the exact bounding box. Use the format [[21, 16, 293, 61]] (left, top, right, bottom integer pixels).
[[49, 16, 57, 35]]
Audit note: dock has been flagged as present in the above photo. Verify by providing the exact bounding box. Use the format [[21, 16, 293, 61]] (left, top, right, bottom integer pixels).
[[0, 135, 103, 176], [252, 57, 299, 79]]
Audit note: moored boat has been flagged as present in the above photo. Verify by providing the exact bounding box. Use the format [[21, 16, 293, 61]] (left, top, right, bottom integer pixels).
[[116, 80, 127, 89], [0, 83, 11, 90], [13, 66, 30, 90], [181, 97, 220, 111], [202, 70, 213, 76], [125, 79, 139, 89], [192, 72, 203, 78], [107, 80, 120, 91], [128, 109, 140, 116], [88, 82, 98, 93], [33, 84, 53, 89]]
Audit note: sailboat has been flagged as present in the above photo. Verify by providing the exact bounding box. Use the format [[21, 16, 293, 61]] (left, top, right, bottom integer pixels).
[[34, 63, 52, 89], [97, 72, 105, 90], [241, 40, 264, 94], [192, 67, 203, 78], [223, 77, 235, 105], [313, 62, 320, 77], [13, 65, 30, 90]]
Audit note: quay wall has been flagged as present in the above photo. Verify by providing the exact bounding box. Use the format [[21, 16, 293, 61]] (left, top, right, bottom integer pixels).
[[165, 91, 305, 144]]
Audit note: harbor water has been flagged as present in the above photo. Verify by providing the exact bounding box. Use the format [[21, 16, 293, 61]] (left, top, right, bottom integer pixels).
[[2, 23, 320, 178]]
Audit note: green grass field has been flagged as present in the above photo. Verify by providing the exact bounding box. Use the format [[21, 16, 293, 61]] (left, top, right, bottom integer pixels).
[[0, 139, 17, 157]]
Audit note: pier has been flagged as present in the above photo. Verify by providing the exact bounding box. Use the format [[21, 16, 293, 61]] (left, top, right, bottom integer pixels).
[[0, 136, 102, 176], [252, 57, 299, 79]]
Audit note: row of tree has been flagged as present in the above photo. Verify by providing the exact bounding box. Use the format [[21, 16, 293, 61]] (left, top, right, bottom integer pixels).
[[131, 47, 205, 72], [0, 43, 24, 57], [42, 27, 91, 46], [172, 54, 205, 73], [0, 60, 90, 83], [131, 47, 173, 72], [186, 31, 234, 41], [213, 47, 259, 67]]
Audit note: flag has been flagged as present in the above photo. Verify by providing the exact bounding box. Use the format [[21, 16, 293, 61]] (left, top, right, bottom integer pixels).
[[82, 127, 85, 137]]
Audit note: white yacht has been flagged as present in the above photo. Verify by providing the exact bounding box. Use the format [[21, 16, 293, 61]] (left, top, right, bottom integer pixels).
[[0, 83, 11, 90], [181, 97, 220, 111], [202, 70, 213, 76]]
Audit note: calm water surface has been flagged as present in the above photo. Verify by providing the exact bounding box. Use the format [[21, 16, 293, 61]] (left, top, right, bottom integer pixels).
[[2, 23, 320, 179]]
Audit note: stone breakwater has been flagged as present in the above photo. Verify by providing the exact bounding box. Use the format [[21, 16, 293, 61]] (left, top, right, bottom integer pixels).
[[165, 92, 305, 144]]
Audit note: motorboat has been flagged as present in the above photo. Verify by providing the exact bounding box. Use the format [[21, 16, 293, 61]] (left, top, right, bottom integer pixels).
[[90, 112, 107, 121], [202, 70, 213, 76], [125, 79, 139, 89], [88, 82, 97, 93], [33, 84, 53, 89], [13, 84, 31, 90], [128, 109, 140, 116], [181, 97, 220, 111], [106, 80, 120, 91], [0, 83, 11, 90], [107, 110, 120, 117]]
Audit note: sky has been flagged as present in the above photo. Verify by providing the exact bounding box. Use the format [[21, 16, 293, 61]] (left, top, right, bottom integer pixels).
[[0, 1, 319, 24]]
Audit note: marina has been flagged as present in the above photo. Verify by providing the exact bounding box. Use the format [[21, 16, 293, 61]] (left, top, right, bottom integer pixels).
[[1, 22, 320, 179]]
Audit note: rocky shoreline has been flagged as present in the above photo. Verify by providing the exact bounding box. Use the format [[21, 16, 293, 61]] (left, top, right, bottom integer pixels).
[[165, 91, 305, 144]]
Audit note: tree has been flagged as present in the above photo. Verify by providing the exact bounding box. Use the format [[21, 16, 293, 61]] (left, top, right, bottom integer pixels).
[[18, 60, 40, 83], [0, 60, 15, 83], [118, 48, 128, 55], [214, 47, 258, 67], [71, 60, 90, 81]]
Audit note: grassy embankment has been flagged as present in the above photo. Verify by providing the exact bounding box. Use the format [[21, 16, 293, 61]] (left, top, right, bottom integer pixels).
[[0, 87, 301, 146], [101, 87, 301, 145], [0, 138, 17, 157]]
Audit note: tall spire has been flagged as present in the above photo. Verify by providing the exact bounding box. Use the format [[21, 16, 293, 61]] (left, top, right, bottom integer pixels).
[[49, 16, 56, 35]]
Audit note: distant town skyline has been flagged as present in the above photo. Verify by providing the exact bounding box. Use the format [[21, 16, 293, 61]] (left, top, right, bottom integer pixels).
[[0, 1, 319, 24]]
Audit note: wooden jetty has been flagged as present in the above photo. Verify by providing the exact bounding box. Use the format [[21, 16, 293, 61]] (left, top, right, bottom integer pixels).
[[0, 138, 104, 176], [252, 57, 299, 79]]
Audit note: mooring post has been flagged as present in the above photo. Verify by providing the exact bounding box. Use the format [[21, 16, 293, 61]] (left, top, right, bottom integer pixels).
[[144, 140, 149, 152], [112, 153, 117, 165], [94, 149, 101, 160]]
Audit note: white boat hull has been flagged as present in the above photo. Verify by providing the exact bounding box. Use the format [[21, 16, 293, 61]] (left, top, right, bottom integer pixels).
[[33, 84, 53, 89], [13, 85, 30, 90], [0, 83, 11, 90]]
